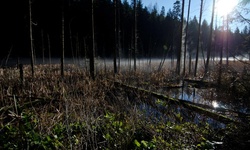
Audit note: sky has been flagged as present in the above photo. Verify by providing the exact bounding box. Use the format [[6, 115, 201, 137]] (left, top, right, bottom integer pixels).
[[138, 0, 249, 31], [141, 0, 213, 22]]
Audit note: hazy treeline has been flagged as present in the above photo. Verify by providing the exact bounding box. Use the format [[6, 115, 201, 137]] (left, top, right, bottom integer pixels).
[[2, 0, 250, 60]]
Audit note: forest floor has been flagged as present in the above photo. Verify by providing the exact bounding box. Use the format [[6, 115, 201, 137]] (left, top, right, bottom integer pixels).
[[0, 60, 250, 149]]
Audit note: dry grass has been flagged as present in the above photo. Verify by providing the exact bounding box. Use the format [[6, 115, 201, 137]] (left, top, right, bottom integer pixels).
[[0, 61, 249, 149], [0, 64, 151, 149]]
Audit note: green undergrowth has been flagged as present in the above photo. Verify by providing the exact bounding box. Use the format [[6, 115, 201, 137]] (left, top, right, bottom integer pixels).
[[0, 110, 221, 150]]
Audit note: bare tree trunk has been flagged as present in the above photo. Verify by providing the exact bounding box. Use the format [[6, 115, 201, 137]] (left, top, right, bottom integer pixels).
[[204, 0, 215, 76], [69, 19, 75, 64], [47, 34, 51, 66], [61, 0, 65, 78], [19, 64, 24, 86], [129, 35, 133, 71], [29, 0, 35, 77], [41, 30, 45, 64], [158, 47, 170, 71], [90, 0, 95, 80], [113, 0, 122, 73], [226, 15, 229, 66], [5, 46, 13, 67], [176, 0, 185, 76], [218, 43, 223, 86], [134, 0, 137, 71], [114, 0, 117, 74], [171, 45, 174, 70], [194, 0, 203, 77], [218, 18, 225, 86], [83, 37, 88, 71], [118, 0, 121, 72], [201, 44, 206, 66], [183, 0, 191, 76], [76, 33, 80, 64], [189, 54, 192, 74]]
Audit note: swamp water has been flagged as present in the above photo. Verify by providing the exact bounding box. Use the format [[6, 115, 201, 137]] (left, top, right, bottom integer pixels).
[[137, 80, 250, 126], [162, 82, 250, 115]]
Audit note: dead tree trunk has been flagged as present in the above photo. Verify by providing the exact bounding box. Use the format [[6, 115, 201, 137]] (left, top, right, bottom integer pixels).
[[113, 0, 117, 74], [218, 18, 225, 86], [41, 30, 45, 64], [133, 0, 137, 71], [180, 0, 185, 74], [204, 0, 215, 76], [90, 0, 95, 80], [29, 0, 35, 77], [61, 0, 65, 78], [69, 18, 75, 64], [183, 0, 191, 76], [47, 34, 51, 66], [194, 0, 203, 77], [176, 0, 185, 76], [118, 0, 121, 72], [226, 15, 229, 66]]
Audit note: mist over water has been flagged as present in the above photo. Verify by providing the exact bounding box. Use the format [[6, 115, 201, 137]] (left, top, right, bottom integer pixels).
[[1, 58, 175, 71], [1, 55, 249, 69]]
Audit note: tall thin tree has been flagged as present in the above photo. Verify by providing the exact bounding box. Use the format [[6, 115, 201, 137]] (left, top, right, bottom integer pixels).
[[114, 0, 117, 74], [134, 0, 137, 71], [183, 0, 191, 76], [90, 0, 95, 80], [61, 0, 65, 78], [176, 0, 185, 76], [194, 0, 203, 77], [47, 34, 51, 66], [204, 0, 215, 75], [218, 17, 225, 86], [29, 0, 35, 77], [41, 30, 45, 64], [226, 14, 229, 66], [69, 18, 75, 64], [117, 0, 121, 72]]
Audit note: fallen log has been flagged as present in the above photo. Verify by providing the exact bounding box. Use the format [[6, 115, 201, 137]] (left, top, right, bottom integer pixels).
[[114, 81, 244, 125], [183, 79, 216, 88]]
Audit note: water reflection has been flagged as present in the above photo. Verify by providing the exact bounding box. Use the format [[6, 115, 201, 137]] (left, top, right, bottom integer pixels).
[[212, 101, 219, 108], [160, 82, 248, 116], [138, 99, 226, 129]]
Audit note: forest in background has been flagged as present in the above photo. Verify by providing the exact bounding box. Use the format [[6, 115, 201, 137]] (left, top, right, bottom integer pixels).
[[1, 1, 250, 149], [2, 0, 250, 61]]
